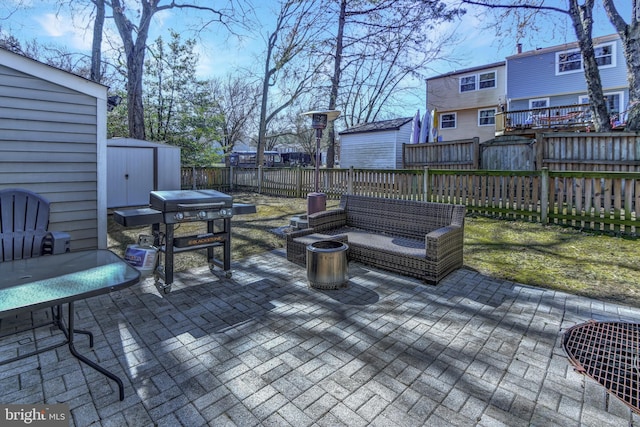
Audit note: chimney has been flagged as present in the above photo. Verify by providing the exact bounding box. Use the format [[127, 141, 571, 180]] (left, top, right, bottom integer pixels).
[[517, 43, 522, 54]]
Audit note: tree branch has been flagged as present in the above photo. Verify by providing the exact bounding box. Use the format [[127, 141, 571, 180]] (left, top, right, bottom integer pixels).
[[461, 0, 567, 15]]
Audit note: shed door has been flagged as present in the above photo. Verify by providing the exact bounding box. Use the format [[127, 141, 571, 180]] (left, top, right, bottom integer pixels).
[[108, 147, 155, 208]]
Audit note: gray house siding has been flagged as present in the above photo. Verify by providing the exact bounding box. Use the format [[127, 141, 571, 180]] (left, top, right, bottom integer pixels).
[[0, 53, 107, 251], [507, 35, 628, 111]]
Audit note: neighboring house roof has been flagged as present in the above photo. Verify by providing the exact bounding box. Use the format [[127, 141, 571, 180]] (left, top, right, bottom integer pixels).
[[426, 61, 505, 81], [339, 117, 413, 135]]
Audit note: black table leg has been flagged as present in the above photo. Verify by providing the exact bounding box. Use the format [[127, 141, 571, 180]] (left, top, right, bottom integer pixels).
[[66, 302, 125, 401]]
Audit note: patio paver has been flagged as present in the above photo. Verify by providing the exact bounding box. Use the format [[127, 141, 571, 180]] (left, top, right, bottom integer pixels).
[[2, 249, 640, 426]]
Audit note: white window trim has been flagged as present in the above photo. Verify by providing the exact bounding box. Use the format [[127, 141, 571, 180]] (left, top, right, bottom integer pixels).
[[579, 91, 625, 113], [459, 75, 476, 93], [529, 98, 550, 109], [459, 70, 497, 93], [594, 42, 616, 69], [556, 41, 617, 76], [440, 112, 457, 129], [478, 108, 497, 127]]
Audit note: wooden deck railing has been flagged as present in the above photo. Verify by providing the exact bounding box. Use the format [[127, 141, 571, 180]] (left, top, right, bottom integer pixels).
[[182, 166, 640, 235], [496, 103, 592, 135]]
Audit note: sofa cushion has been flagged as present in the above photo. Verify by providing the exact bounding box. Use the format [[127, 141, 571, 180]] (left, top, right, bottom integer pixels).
[[331, 227, 425, 258]]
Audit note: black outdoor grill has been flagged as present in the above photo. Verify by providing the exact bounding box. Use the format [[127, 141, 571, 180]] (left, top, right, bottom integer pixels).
[[114, 189, 255, 294]]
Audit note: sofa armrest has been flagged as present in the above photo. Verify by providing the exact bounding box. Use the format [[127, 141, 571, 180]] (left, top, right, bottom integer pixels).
[[308, 208, 347, 232], [286, 227, 316, 242], [425, 225, 463, 261]]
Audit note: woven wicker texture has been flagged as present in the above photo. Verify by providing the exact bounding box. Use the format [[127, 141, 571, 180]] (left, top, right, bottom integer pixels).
[[286, 195, 465, 284]]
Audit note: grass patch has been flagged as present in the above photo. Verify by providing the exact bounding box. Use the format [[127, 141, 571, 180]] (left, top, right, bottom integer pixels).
[[108, 193, 640, 307]]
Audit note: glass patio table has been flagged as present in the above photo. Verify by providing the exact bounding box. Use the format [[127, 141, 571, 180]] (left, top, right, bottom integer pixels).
[[0, 249, 140, 401]]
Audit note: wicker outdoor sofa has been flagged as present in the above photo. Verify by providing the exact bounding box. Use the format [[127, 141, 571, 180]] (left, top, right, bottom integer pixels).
[[286, 195, 466, 285]]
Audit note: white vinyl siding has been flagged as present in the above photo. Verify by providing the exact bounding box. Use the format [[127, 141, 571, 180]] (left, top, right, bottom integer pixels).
[[340, 121, 411, 169]]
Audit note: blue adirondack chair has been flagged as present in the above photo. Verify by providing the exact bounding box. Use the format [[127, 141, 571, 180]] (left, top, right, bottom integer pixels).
[[0, 188, 90, 344], [0, 188, 70, 261]]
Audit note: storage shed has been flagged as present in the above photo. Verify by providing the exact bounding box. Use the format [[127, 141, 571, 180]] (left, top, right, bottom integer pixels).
[[339, 117, 412, 169], [0, 48, 108, 251], [107, 138, 181, 208]]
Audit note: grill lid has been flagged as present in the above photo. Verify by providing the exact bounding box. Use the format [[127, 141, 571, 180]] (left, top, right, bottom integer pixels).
[[150, 190, 233, 212]]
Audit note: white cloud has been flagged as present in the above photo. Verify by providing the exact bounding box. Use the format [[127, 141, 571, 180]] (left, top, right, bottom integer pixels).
[[34, 12, 92, 51]]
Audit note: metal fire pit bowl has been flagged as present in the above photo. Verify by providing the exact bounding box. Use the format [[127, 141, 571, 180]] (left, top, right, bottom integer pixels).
[[306, 240, 349, 290]]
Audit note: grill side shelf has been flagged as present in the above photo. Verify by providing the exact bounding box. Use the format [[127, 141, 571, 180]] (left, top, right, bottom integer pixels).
[[113, 208, 163, 227]]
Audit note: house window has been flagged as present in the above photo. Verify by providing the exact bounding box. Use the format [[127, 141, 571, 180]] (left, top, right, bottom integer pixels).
[[595, 43, 615, 68], [479, 72, 496, 89], [557, 50, 582, 74], [440, 113, 456, 129], [529, 98, 549, 109], [459, 71, 497, 92], [557, 42, 616, 75], [579, 91, 624, 114], [460, 76, 476, 92], [479, 109, 496, 126]]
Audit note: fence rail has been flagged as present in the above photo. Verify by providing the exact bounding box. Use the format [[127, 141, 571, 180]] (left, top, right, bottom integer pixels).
[[182, 166, 640, 235]]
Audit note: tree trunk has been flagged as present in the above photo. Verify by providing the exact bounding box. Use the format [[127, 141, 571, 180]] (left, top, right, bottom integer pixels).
[[126, 43, 146, 139], [90, 0, 105, 83], [326, 0, 346, 169], [569, 0, 611, 132], [603, 0, 640, 131]]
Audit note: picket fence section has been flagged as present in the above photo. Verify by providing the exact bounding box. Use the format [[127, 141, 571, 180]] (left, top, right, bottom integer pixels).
[[182, 166, 640, 235]]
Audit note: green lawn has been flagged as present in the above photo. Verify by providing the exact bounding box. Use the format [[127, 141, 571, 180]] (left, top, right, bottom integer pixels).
[[108, 192, 640, 307]]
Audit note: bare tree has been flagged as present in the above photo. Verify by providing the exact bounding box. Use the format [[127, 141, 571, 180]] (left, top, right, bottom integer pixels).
[[254, 0, 329, 167], [602, 0, 640, 130], [323, 0, 465, 167], [209, 74, 261, 154], [462, 0, 611, 131]]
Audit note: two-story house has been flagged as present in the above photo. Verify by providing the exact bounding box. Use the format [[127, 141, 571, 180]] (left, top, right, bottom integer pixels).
[[427, 33, 628, 141], [506, 33, 628, 121], [426, 62, 506, 143]]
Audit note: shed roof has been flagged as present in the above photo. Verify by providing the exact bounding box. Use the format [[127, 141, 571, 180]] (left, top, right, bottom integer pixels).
[[0, 47, 107, 99], [339, 117, 412, 135]]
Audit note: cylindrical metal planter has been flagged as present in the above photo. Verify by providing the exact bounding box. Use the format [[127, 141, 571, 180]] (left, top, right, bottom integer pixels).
[[306, 240, 349, 290]]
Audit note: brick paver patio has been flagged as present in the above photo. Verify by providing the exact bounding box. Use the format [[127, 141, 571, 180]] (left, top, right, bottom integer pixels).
[[2, 249, 640, 426]]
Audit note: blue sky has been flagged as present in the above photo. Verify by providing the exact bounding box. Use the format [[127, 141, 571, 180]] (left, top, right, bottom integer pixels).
[[0, 0, 628, 116]]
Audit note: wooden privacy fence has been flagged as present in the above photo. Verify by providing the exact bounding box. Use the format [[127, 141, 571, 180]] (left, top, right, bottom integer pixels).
[[539, 132, 640, 171], [183, 166, 640, 235], [403, 137, 479, 169], [402, 132, 640, 171]]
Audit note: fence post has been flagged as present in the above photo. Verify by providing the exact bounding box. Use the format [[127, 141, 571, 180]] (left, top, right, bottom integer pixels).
[[191, 166, 197, 190], [296, 167, 302, 198], [472, 137, 480, 169], [540, 167, 549, 224], [348, 167, 354, 195], [423, 166, 429, 201]]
